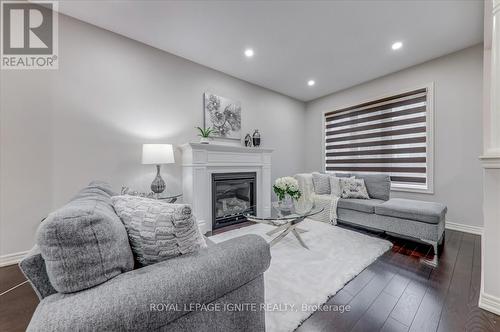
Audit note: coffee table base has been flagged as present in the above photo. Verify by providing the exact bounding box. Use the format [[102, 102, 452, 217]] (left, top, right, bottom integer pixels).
[[246, 205, 324, 250], [264, 222, 309, 249]]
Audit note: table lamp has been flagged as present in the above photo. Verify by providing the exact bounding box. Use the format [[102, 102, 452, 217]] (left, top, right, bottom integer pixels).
[[142, 144, 175, 195]]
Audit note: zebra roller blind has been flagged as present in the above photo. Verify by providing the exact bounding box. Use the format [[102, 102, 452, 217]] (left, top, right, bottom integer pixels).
[[324, 87, 429, 189]]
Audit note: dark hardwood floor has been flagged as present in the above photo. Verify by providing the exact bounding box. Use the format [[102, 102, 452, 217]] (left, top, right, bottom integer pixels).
[[0, 265, 38, 332], [297, 228, 499, 332], [0, 228, 498, 332]]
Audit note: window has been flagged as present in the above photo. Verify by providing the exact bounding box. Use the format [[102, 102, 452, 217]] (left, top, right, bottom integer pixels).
[[324, 86, 433, 193]]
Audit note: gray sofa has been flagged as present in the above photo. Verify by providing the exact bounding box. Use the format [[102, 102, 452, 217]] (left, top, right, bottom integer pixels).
[[20, 182, 271, 331], [295, 172, 447, 255]]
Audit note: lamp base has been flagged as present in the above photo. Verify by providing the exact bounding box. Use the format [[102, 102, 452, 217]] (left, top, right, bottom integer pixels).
[[151, 165, 166, 194]]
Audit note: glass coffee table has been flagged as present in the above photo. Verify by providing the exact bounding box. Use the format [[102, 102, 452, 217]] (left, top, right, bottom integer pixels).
[[244, 204, 323, 249]]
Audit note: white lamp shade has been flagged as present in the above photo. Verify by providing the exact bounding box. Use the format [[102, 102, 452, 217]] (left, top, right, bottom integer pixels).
[[142, 144, 175, 164]]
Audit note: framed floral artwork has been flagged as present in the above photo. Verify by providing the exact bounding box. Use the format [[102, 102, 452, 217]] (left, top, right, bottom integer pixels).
[[203, 92, 241, 140]]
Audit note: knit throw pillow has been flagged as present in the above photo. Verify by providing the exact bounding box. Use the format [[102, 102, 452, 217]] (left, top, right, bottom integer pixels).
[[112, 196, 207, 266], [340, 177, 370, 199], [329, 176, 342, 197], [312, 172, 331, 195]]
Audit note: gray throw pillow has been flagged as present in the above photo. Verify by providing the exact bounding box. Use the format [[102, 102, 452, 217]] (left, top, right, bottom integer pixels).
[[36, 181, 134, 293], [340, 178, 370, 199], [312, 172, 331, 195], [112, 196, 207, 266]]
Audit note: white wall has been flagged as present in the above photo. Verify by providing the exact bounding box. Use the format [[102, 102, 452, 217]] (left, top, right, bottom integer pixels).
[[0, 14, 486, 258], [0, 15, 305, 257], [304, 45, 484, 228]]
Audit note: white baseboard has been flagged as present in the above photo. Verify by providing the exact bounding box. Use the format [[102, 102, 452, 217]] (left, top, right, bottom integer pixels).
[[479, 292, 500, 316], [0, 251, 29, 267], [445, 221, 483, 235]]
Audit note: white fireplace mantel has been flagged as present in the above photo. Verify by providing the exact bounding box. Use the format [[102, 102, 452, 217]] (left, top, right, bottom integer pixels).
[[180, 143, 273, 234]]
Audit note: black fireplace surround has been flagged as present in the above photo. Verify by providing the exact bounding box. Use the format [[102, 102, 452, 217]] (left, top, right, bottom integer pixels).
[[211, 172, 256, 230]]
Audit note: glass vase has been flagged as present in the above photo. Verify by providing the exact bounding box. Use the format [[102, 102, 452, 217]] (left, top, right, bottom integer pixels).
[[278, 195, 293, 212]]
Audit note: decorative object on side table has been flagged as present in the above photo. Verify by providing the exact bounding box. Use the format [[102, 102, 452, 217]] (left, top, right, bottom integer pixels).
[[272, 176, 302, 215], [142, 144, 175, 195], [252, 129, 261, 147], [244, 133, 253, 147], [121, 186, 182, 203], [196, 126, 213, 144], [203, 92, 242, 140], [121, 186, 155, 198]]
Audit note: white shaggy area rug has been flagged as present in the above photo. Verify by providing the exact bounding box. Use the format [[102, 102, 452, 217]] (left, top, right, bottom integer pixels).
[[210, 219, 392, 332]]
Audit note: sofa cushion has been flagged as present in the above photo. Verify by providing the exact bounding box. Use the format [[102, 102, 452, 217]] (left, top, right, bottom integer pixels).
[[338, 198, 385, 213], [112, 195, 207, 266], [36, 181, 134, 293], [375, 198, 447, 224], [351, 173, 391, 201], [312, 172, 331, 195]]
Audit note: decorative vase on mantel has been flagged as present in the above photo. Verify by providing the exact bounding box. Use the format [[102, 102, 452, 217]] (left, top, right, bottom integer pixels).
[[200, 137, 210, 144], [252, 129, 261, 147]]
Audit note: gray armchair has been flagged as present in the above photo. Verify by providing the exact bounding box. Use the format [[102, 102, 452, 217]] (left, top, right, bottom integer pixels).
[[20, 234, 270, 331]]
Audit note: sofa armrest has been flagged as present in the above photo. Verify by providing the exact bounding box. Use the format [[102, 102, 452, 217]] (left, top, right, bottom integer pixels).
[[27, 234, 271, 331], [19, 245, 57, 300]]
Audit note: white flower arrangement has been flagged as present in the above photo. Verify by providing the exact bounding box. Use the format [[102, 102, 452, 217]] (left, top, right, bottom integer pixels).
[[273, 176, 301, 201]]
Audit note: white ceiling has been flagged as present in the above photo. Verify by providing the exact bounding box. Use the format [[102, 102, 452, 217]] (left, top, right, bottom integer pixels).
[[56, 0, 483, 101]]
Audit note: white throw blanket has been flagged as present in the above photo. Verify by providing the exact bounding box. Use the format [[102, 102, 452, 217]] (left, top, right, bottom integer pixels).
[[329, 195, 340, 225], [309, 193, 340, 225], [294, 174, 341, 225]]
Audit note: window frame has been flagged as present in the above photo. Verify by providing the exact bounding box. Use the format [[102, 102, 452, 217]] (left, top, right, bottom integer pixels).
[[321, 83, 434, 194]]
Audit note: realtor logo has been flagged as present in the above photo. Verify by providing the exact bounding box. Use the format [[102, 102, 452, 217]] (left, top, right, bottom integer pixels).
[[1, 1, 58, 69]]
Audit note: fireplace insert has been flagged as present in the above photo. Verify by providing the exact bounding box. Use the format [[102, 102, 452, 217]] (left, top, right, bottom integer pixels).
[[211, 172, 256, 230]]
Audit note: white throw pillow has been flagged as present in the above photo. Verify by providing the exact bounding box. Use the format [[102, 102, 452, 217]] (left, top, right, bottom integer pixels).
[[340, 178, 370, 199], [329, 176, 342, 197], [112, 195, 207, 266]]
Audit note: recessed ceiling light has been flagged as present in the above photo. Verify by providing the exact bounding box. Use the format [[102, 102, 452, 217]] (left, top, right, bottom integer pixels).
[[307, 80, 315, 86], [244, 48, 254, 57], [392, 41, 403, 50]]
